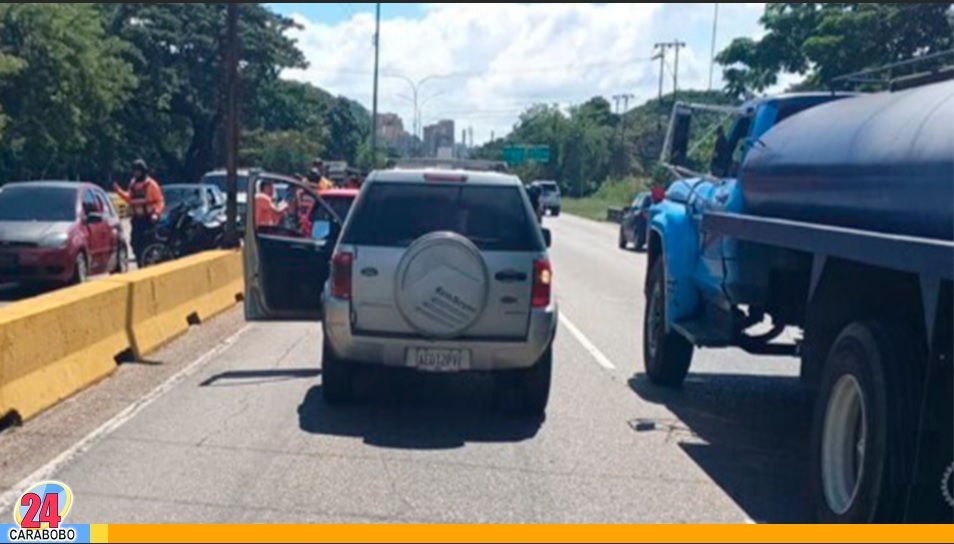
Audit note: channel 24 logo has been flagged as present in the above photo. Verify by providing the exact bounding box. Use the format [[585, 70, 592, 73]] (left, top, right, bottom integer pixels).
[[9, 482, 76, 543]]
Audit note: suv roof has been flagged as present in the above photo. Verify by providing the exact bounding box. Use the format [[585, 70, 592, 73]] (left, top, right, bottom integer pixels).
[[369, 168, 523, 187]]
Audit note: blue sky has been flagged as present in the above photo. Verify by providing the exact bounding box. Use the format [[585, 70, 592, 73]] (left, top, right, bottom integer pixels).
[[269, 3, 424, 24], [269, 3, 774, 144]]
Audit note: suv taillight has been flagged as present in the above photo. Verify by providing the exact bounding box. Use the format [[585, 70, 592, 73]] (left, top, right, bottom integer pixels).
[[331, 252, 353, 299], [532, 260, 552, 308]]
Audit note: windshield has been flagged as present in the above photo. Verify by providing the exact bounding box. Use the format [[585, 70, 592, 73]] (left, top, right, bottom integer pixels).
[[344, 183, 541, 252], [539, 183, 558, 194], [316, 196, 355, 222], [202, 174, 249, 195], [164, 187, 204, 209], [0, 186, 77, 222]]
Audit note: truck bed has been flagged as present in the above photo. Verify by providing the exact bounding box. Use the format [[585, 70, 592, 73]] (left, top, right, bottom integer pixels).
[[703, 212, 954, 281]]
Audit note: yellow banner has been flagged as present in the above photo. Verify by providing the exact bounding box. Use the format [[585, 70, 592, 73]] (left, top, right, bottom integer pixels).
[[100, 525, 954, 543]]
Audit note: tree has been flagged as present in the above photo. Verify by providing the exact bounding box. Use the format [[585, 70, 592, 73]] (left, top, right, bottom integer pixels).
[[323, 96, 366, 164], [99, 3, 305, 181], [718, 3, 954, 98], [0, 3, 135, 181], [240, 128, 328, 176]]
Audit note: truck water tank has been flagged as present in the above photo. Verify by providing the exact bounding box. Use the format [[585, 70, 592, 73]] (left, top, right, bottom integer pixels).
[[741, 80, 954, 241]]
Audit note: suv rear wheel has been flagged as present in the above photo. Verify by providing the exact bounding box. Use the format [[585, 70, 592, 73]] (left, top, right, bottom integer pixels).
[[322, 339, 354, 405], [502, 347, 553, 417]]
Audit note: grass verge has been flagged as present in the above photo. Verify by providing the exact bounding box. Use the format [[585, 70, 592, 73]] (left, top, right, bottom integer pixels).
[[562, 180, 649, 221]]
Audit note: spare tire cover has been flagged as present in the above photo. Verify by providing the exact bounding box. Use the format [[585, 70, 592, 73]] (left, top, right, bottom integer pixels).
[[395, 232, 490, 339]]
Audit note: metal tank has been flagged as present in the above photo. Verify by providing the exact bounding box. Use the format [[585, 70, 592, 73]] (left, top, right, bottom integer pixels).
[[741, 79, 954, 241]]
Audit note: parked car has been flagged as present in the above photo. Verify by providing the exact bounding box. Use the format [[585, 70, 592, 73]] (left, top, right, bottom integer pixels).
[[244, 169, 558, 416], [619, 192, 653, 251], [0, 182, 127, 285], [163, 183, 226, 214], [298, 189, 359, 240], [532, 181, 561, 216]]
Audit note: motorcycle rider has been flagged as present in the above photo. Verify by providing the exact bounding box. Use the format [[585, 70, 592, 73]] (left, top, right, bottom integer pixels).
[[114, 160, 165, 268]]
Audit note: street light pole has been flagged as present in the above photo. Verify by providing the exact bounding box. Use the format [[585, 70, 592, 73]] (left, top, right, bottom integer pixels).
[[385, 73, 447, 155], [709, 3, 719, 91], [370, 3, 381, 169], [224, 3, 240, 248]]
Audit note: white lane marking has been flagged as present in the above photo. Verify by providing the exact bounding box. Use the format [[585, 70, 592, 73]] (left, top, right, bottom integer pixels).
[[0, 325, 252, 513], [560, 315, 617, 370]]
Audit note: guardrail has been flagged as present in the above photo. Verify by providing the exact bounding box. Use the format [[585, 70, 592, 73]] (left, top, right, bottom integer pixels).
[[607, 208, 624, 224], [0, 250, 244, 425]]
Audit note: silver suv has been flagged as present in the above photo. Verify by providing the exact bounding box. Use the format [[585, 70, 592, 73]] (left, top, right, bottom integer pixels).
[[322, 169, 558, 415]]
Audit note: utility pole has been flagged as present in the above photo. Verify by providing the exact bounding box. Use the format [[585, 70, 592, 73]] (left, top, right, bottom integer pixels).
[[654, 41, 686, 102], [224, 3, 240, 248], [653, 43, 670, 105], [370, 3, 381, 169], [709, 3, 720, 91], [672, 41, 686, 101]]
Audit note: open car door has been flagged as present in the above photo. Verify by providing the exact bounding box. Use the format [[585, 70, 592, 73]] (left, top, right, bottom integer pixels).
[[244, 176, 343, 321]]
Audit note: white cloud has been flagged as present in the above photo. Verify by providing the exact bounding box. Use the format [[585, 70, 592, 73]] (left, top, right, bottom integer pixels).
[[283, 3, 769, 145]]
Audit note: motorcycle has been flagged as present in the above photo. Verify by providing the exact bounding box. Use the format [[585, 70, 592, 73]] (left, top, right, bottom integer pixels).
[[141, 199, 226, 267]]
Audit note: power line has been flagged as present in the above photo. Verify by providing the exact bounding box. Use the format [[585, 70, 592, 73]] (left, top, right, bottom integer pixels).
[[309, 55, 655, 78]]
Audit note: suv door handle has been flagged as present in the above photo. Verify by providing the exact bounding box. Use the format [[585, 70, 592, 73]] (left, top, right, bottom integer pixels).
[[495, 270, 528, 282]]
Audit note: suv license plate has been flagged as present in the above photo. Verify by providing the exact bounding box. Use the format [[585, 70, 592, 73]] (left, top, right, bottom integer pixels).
[[409, 349, 470, 373]]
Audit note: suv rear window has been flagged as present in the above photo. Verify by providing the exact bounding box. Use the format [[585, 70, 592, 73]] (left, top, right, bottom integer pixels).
[[344, 183, 542, 252]]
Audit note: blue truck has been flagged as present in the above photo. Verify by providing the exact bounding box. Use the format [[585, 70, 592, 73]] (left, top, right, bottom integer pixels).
[[646, 74, 953, 523]]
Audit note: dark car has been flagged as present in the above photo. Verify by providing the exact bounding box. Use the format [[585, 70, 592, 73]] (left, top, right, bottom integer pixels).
[[619, 192, 653, 251], [0, 182, 127, 285], [163, 184, 226, 215]]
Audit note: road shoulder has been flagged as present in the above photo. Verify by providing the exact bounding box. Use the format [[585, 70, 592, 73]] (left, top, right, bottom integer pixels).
[[0, 307, 247, 491]]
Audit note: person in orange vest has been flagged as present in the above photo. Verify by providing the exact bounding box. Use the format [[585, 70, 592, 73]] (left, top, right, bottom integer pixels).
[[114, 159, 165, 268], [255, 180, 287, 229], [311, 159, 334, 191]]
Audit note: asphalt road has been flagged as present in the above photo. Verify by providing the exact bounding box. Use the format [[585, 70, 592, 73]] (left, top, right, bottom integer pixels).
[[0, 214, 815, 524]]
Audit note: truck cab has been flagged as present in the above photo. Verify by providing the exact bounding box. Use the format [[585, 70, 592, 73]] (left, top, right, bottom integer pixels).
[[646, 93, 855, 378]]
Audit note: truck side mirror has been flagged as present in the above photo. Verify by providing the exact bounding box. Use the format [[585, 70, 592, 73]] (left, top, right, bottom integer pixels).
[[669, 109, 692, 167]]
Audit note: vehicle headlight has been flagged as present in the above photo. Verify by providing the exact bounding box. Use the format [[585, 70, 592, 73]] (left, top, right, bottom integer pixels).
[[39, 232, 70, 248]]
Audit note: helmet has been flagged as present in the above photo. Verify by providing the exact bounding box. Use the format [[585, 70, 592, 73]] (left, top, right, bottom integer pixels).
[[132, 159, 148, 173]]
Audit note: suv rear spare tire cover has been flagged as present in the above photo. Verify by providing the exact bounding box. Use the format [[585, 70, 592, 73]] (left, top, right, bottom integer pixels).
[[395, 232, 490, 339]]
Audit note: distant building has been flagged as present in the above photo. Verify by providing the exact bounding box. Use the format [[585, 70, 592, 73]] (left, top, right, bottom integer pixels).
[[376, 113, 406, 144], [376, 113, 418, 157], [423, 120, 455, 158]]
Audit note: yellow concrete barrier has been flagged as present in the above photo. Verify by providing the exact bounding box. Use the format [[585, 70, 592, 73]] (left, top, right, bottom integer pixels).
[[106, 250, 244, 359], [198, 250, 245, 323], [0, 282, 130, 422], [0, 250, 244, 423]]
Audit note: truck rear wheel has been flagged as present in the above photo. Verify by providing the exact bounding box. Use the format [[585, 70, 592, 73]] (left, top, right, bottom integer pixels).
[[643, 259, 693, 387], [809, 322, 919, 523]]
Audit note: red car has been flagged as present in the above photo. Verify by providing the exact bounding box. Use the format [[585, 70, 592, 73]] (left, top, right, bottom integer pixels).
[[299, 189, 359, 239], [0, 182, 128, 285]]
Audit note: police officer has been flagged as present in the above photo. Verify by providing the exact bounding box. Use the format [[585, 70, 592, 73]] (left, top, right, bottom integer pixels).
[[114, 160, 165, 268]]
